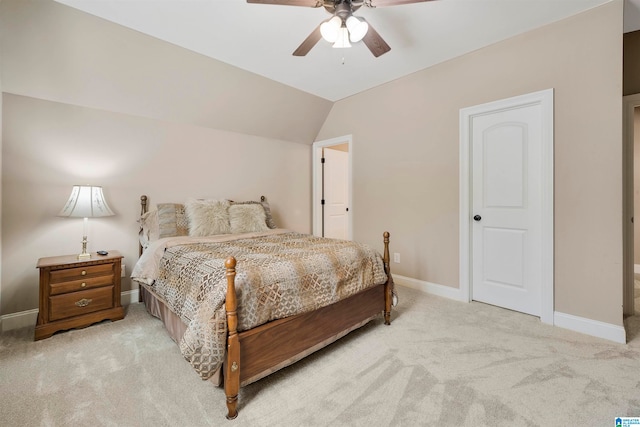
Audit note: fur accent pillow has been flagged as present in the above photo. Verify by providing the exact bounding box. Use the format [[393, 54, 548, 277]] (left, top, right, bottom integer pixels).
[[230, 200, 277, 229], [185, 199, 231, 236], [229, 204, 269, 234]]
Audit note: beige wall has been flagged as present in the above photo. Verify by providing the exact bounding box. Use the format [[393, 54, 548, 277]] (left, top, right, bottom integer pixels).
[[2, 94, 312, 314], [0, 0, 323, 315], [0, 21, 3, 320], [624, 30, 640, 96], [317, 2, 623, 325], [635, 108, 640, 266]]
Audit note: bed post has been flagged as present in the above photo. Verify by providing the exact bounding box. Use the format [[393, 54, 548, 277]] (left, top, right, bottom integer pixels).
[[138, 195, 149, 303], [224, 257, 240, 420], [383, 231, 392, 325], [139, 195, 148, 257]]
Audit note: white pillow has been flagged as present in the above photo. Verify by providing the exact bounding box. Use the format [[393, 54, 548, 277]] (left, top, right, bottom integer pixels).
[[229, 204, 269, 234], [185, 199, 231, 236]]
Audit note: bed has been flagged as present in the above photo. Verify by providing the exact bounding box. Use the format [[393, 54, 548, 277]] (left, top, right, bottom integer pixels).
[[131, 195, 394, 419]]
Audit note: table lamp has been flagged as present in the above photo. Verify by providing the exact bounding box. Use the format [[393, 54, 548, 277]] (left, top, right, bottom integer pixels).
[[58, 185, 114, 259]]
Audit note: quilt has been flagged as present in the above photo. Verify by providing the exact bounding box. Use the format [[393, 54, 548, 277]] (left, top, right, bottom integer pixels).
[[136, 231, 388, 379]]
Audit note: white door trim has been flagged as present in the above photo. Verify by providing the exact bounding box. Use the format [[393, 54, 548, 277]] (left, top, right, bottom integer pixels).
[[623, 94, 640, 316], [312, 135, 353, 239], [459, 89, 554, 324]]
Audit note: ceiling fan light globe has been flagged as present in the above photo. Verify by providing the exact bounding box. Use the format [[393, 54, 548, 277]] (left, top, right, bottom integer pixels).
[[346, 16, 368, 43], [320, 16, 341, 43], [332, 26, 351, 49]]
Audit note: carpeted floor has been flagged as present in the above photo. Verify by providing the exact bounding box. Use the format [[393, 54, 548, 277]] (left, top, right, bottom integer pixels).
[[2, 286, 640, 426]]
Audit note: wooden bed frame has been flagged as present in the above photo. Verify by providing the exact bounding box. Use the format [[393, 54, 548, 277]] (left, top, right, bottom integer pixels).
[[138, 195, 393, 420]]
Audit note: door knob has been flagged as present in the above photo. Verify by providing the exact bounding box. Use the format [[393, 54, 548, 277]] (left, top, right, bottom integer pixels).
[[473, 215, 482, 221]]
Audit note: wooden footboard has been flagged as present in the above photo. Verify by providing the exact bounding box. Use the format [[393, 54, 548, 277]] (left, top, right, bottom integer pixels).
[[223, 232, 393, 420]]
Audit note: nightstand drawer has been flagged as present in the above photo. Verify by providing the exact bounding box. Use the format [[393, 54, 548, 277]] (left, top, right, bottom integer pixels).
[[49, 263, 114, 283], [49, 286, 114, 321], [49, 274, 114, 295]]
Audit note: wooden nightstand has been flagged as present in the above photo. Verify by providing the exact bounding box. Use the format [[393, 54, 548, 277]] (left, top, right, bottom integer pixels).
[[35, 251, 125, 340]]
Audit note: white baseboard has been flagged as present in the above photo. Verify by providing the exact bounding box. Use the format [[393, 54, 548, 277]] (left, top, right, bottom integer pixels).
[[554, 311, 626, 344], [121, 289, 140, 306], [1, 289, 141, 333], [635, 264, 640, 275], [394, 274, 627, 344], [394, 274, 464, 302], [1, 308, 39, 332]]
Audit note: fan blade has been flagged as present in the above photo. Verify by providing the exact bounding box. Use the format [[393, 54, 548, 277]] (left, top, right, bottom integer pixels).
[[247, 0, 323, 6], [361, 21, 391, 57], [367, 0, 435, 6], [293, 24, 323, 56]]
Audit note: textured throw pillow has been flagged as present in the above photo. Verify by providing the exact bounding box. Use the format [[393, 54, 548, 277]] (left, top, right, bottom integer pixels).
[[230, 200, 277, 229], [185, 199, 231, 236], [157, 203, 189, 238], [229, 204, 269, 234]]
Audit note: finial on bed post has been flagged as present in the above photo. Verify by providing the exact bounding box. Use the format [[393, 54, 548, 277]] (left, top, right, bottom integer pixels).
[[140, 195, 148, 216], [383, 231, 392, 325], [224, 256, 240, 420]]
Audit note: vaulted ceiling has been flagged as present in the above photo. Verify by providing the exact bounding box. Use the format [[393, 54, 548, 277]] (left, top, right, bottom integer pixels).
[[55, 0, 637, 101]]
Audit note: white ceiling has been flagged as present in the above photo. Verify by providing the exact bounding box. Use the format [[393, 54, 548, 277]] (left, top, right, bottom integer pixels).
[[55, 0, 637, 102]]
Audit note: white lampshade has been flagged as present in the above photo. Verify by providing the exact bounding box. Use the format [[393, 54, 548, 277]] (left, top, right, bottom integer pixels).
[[346, 16, 368, 43], [59, 185, 114, 218], [320, 16, 342, 43], [332, 26, 351, 49], [59, 185, 114, 259]]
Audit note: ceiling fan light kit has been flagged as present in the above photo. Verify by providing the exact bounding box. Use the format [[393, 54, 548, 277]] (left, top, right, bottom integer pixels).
[[320, 15, 342, 42], [346, 15, 368, 42], [247, 0, 433, 57], [333, 26, 352, 48]]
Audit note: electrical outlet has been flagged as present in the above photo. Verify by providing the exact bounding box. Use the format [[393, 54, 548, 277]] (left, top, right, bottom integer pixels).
[[393, 253, 400, 263], [121, 264, 126, 278]]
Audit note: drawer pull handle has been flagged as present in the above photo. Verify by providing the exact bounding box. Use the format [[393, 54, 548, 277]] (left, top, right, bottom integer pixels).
[[81, 282, 86, 288], [81, 270, 87, 276], [75, 298, 92, 307]]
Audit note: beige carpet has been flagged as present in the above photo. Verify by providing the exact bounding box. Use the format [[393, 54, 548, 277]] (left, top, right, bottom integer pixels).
[[2, 286, 640, 426]]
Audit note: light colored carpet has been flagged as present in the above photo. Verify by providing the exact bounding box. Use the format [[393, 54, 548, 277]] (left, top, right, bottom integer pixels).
[[2, 286, 640, 426]]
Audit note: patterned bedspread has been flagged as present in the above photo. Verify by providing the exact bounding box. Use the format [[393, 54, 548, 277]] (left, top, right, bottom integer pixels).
[[146, 231, 388, 380]]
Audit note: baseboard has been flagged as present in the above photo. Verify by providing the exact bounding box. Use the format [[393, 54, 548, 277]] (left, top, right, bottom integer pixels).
[[1, 289, 141, 333], [121, 289, 140, 306], [1, 308, 39, 332], [394, 274, 627, 344], [635, 264, 640, 275], [394, 274, 463, 301], [553, 311, 626, 344]]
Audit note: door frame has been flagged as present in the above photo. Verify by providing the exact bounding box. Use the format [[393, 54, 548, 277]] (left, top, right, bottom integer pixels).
[[623, 94, 640, 316], [459, 89, 554, 324], [312, 135, 353, 239]]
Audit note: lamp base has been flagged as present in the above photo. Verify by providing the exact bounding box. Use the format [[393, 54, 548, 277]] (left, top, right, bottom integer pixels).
[[78, 235, 90, 260]]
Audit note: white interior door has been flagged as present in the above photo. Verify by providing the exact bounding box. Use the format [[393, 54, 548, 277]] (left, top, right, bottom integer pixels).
[[468, 97, 550, 317], [323, 147, 349, 239]]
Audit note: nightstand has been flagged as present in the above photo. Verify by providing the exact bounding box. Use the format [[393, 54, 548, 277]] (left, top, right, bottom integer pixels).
[[35, 251, 125, 340]]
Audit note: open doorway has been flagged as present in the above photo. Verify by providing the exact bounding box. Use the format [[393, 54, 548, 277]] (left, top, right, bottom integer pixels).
[[623, 95, 640, 316], [312, 135, 352, 240]]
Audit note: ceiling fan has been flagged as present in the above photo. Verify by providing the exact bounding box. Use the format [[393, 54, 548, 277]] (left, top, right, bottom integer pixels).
[[247, 0, 433, 57]]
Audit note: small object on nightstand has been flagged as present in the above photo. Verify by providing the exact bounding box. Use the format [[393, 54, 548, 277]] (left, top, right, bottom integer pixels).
[[97, 250, 108, 256], [34, 250, 124, 340]]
